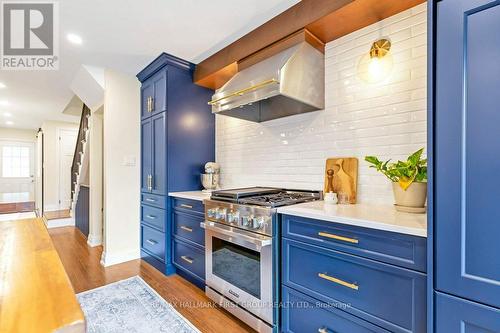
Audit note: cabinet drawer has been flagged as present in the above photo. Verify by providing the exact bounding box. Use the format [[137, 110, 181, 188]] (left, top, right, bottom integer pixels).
[[282, 239, 426, 333], [141, 225, 165, 262], [173, 211, 205, 246], [141, 205, 165, 231], [173, 239, 205, 281], [172, 198, 204, 215], [435, 291, 500, 332], [141, 192, 166, 209], [282, 286, 389, 333], [282, 214, 426, 272]]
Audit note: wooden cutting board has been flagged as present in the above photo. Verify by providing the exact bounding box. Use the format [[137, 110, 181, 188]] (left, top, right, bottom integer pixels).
[[324, 157, 358, 204]]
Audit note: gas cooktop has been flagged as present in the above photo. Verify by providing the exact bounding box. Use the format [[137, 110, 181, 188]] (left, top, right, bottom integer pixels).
[[210, 187, 322, 208]]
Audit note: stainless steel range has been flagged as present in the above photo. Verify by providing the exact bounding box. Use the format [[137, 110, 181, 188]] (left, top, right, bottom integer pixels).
[[203, 187, 321, 333]]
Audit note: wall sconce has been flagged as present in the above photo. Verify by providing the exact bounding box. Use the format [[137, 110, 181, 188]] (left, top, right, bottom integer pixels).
[[357, 38, 394, 83]]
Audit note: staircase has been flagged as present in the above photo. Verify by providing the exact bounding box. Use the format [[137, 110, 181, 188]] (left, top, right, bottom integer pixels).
[[70, 105, 91, 213]]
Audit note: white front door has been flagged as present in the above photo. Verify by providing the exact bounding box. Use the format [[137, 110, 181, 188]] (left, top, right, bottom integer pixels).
[[0, 141, 35, 202], [58, 129, 78, 210]]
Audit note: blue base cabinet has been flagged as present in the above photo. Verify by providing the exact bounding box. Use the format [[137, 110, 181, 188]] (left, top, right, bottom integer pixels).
[[433, 0, 500, 330], [137, 53, 214, 278], [435, 292, 500, 332], [171, 197, 206, 289], [281, 215, 427, 333]]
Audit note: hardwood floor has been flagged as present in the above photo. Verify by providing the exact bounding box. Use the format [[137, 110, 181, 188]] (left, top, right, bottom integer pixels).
[[45, 209, 71, 220], [49, 227, 253, 333]]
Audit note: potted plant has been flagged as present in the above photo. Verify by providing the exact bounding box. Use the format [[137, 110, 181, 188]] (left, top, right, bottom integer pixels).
[[365, 148, 427, 213]]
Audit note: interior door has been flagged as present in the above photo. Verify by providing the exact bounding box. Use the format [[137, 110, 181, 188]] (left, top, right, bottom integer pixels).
[[435, 0, 500, 309], [0, 141, 35, 202], [58, 129, 78, 210]]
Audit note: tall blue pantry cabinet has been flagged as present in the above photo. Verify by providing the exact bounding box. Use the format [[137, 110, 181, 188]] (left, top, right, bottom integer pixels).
[[137, 53, 214, 275], [432, 0, 500, 331]]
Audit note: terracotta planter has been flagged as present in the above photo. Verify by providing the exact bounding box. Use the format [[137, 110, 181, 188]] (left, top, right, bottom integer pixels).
[[392, 182, 427, 213]]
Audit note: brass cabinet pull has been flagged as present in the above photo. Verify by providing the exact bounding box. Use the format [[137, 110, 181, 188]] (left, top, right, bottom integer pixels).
[[318, 273, 359, 290], [318, 328, 333, 333], [150, 96, 154, 112], [180, 226, 193, 232], [146, 96, 151, 112], [146, 239, 157, 245], [146, 215, 156, 219], [145, 198, 156, 202], [181, 256, 193, 264], [147, 175, 153, 191], [180, 204, 193, 209], [318, 231, 359, 244]]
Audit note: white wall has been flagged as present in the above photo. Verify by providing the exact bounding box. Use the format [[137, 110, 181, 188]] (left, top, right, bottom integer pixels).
[[102, 69, 141, 266], [216, 3, 427, 204], [40, 121, 79, 211], [0, 127, 37, 141]]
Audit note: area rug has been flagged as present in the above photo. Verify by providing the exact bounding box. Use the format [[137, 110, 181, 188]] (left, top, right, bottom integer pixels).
[[77, 276, 200, 333]]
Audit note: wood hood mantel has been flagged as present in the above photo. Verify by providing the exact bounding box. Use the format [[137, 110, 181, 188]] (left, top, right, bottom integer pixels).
[[194, 0, 426, 90]]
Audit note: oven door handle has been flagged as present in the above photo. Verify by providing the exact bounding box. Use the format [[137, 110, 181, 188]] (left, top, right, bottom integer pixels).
[[203, 222, 272, 248]]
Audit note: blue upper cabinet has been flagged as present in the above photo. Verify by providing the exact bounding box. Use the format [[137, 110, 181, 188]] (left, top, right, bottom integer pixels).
[[137, 53, 215, 196], [141, 69, 167, 119], [435, 0, 500, 309]]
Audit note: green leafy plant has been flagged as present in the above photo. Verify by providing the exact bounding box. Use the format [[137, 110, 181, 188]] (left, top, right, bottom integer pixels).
[[365, 148, 427, 190]]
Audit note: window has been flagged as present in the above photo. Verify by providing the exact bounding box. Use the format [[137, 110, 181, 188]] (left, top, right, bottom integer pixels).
[[2, 146, 30, 178]]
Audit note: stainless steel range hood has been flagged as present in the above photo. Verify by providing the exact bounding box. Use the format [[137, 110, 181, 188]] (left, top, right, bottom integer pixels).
[[209, 42, 324, 122]]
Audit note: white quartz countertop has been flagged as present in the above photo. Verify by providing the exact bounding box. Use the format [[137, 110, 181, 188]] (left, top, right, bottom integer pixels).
[[168, 191, 211, 202], [277, 201, 427, 237]]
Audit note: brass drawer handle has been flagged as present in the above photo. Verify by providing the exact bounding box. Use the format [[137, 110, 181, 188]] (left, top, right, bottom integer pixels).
[[146, 215, 156, 219], [180, 226, 193, 232], [181, 256, 193, 264], [318, 328, 333, 333], [150, 97, 154, 112], [318, 273, 359, 290], [146, 239, 158, 246], [145, 198, 156, 202], [318, 232, 358, 244], [180, 204, 193, 209]]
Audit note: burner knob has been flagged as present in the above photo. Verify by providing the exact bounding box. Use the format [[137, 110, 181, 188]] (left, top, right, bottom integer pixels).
[[227, 211, 239, 224], [207, 208, 217, 218], [216, 208, 227, 221], [252, 216, 266, 229], [241, 215, 252, 227]]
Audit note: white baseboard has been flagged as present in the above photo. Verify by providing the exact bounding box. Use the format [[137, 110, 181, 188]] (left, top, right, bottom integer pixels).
[[45, 217, 75, 228], [87, 233, 102, 247], [100, 248, 140, 267]]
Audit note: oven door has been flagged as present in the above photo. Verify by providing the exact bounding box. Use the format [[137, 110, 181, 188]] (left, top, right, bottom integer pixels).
[[205, 222, 273, 324]]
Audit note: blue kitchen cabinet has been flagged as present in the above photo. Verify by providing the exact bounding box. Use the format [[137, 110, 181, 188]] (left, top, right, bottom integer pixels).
[[141, 69, 167, 119], [140, 119, 152, 193], [170, 197, 206, 290], [435, 292, 500, 332], [434, 0, 500, 311], [281, 215, 427, 333], [137, 53, 214, 274]]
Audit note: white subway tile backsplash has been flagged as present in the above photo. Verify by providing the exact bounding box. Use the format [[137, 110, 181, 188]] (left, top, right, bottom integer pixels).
[[215, 5, 427, 204]]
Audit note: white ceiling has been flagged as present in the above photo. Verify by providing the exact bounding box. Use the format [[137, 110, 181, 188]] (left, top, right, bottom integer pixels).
[[0, 0, 300, 129]]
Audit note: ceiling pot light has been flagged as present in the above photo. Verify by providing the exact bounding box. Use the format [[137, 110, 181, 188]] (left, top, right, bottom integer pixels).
[[5, 120, 14, 126], [3, 112, 12, 117], [357, 38, 394, 84], [0, 82, 6, 89], [0, 100, 9, 106], [67, 33, 83, 45]]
